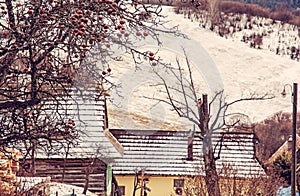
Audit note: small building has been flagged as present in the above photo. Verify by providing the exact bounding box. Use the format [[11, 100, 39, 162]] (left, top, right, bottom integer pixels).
[[266, 134, 300, 165], [109, 129, 265, 196], [18, 89, 123, 196]]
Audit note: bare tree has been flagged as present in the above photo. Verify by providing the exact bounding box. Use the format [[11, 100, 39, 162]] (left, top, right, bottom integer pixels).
[[145, 49, 274, 195], [183, 165, 283, 196], [0, 0, 179, 166], [132, 169, 150, 196]]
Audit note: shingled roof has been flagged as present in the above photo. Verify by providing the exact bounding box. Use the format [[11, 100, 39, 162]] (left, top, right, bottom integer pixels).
[[33, 88, 122, 161], [110, 129, 265, 178]]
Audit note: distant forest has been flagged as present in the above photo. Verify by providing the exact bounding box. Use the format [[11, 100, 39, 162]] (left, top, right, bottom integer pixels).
[[217, 0, 300, 26], [166, 0, 300, 26], [232, 0, 299, 9], [152, 0, 300, 9]]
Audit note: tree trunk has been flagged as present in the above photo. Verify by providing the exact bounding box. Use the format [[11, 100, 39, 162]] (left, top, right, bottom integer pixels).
[[83, 168, 90, 195], [200, 94, 221, 196], [31, 141, 36, 175], [203, 149, 221, 196], [133, 172, 138, 196]]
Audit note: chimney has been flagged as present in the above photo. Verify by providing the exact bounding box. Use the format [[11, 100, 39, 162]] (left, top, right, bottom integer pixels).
[[288, 135, 293, 153], [187, 136, 193, 161]]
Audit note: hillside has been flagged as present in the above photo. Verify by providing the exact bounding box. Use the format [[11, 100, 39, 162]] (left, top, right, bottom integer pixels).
[[107, 6, 300, 131], [178, 5, 300, 61]]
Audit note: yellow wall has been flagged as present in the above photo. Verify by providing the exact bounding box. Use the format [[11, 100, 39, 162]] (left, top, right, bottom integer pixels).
[[116, 175, 185, 196], [115, 175, 268, 196]]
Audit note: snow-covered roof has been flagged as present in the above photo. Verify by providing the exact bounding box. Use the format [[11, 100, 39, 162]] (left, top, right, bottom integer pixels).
[[110, 129, 265, 178], [64, 93, 121, 160], [33, 88, 121, 161]]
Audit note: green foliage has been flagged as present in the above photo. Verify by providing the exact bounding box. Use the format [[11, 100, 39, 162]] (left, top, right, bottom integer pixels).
[[273, 152, 292, 184]]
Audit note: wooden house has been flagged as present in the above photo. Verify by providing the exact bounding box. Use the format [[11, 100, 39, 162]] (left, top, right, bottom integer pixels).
[[109, 129, 265, 196], [17, 89, 123, 196]]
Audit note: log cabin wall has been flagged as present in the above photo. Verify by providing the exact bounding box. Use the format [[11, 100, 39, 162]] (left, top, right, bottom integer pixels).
[[19, 158, 107, 196], [16, 91, 122, 195]]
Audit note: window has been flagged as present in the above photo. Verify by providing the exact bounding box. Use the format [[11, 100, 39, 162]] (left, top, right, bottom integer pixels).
[[174, 179, 184, 188], [118, 186, 125, 196], [114, 186, 125, 196], [174, 179, 184, 195]]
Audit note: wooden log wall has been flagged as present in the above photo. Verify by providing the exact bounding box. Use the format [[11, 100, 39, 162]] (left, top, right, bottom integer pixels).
[[19, 158, 107, 196]]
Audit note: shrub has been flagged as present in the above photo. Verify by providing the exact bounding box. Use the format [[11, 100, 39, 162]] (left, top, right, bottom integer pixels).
[[174, 0, 300, 27], [244, 3, 270, 18], [219, 1, 246, 14], [290, 17, 300, 26], [272, 152, 292, 185], [270, 10, 294, 23], [292, 9, 300, 17], [183, 165, 284, 196], [219, 1, 270, 18]]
